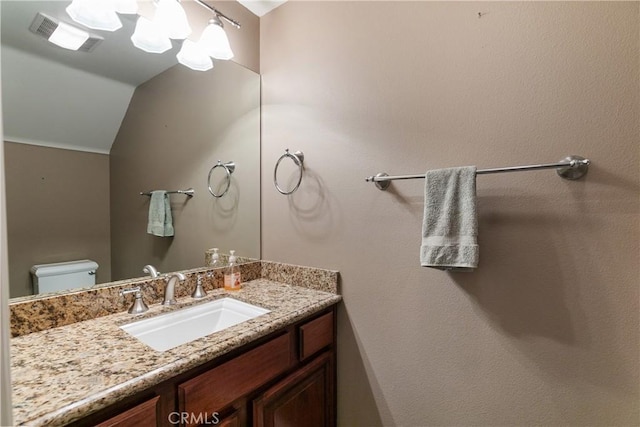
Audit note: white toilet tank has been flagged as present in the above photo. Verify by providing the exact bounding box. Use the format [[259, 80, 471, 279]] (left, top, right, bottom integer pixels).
[[30, 259, 99, 294]]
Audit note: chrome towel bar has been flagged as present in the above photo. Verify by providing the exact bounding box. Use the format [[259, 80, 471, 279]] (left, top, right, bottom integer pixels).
[[140, 188, 195, 197], [365, 155, 590, 190]]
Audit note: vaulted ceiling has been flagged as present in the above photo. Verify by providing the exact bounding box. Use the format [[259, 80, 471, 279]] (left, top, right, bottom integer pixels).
[[1, 0, 285, 153]]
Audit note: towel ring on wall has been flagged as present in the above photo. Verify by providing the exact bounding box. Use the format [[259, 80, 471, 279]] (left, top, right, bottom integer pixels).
[[274, 149, 305, 195], [207, 160, 235, 198]]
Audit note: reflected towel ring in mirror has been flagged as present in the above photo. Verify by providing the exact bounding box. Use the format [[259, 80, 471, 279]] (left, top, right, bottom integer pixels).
[[207, 160, 235, 198], [274, 149, 305, 195]]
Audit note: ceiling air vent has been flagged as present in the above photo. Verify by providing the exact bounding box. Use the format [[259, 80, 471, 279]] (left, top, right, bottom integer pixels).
[[29, 12, 103, 53]]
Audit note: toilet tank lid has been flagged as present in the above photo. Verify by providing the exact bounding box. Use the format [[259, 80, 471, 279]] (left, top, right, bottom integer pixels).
[[30, 260, 99, 277]]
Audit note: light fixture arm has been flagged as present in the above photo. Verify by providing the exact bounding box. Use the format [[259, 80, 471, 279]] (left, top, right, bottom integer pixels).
[[193, 0, 241, 29]]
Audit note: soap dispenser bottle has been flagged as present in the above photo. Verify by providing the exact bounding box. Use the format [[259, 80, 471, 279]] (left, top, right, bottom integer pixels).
[[224, 250, 241, 291], [209, 248, 220, 267]]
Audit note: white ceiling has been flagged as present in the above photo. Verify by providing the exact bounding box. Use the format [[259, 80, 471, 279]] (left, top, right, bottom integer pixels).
[[2, 44, 136, 154], [2, 1, 192, 86], [1, 0, 286, 86], [0, 0, 284, 153]]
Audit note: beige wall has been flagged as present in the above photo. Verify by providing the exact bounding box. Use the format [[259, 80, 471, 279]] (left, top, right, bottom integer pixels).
[[4, 142, 111, 297], [260, 2, 639, 425], [110, 60, 260, 280]]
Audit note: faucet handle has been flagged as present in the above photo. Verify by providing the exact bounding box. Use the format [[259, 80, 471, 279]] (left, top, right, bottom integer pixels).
[[192, 274, 207, 299], [120, 286, 149, 314]]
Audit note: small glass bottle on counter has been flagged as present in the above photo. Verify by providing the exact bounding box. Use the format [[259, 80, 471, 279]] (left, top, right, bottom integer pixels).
[[224, 250, 242, 291]]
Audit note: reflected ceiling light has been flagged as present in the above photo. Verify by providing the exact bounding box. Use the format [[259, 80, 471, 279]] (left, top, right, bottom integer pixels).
[[65, 0, 122, 32], [193, 0, 242, 30], [49, 21, 91, 50], [113, 0, 139, 14], [177, 40, 213, 71], [29, 12, 103, 52], [153, 0, 192, 40], [63, 0, 241, 71], [198, 15, 234, 60], [131, 16, 172, 54]]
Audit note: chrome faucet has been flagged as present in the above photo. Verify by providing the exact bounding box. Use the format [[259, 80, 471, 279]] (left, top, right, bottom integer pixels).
[[143, 264, 160, 278], [163, 272, 186, 305]]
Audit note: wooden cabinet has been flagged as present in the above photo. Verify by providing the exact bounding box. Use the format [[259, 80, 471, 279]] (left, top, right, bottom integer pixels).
[[178, 332, 293, 427], [71, 305, 337, 427], [94, 396, 159, 427], [217, 411, 240, 427], [253, 352, 334, 427]]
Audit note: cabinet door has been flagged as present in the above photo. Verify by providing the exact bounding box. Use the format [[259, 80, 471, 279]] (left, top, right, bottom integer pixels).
[[217, 410, 240, 427], [253, 352, 334, 427], [179, 332, 292, 427], [94, 396, 159, 427]]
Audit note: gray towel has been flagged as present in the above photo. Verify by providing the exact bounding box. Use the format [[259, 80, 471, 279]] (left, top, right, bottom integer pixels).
[[147, 191, 174, 237], [420, 166, 478, 271]]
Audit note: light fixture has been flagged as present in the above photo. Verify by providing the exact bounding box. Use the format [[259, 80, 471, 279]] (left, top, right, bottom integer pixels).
[[177, 40, 213, 71], [65, 0, 123, 32], [113, 0, 139, 14], [153, 0, 191, 40], [29, 12, 103, 52], [62, 0, 242, 71], [198, 15, 234, 60], [48, 21, 91, 50], [131, 16, 172, 54]]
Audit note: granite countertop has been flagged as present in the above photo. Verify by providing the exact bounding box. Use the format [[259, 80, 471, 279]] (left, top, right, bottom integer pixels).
[[11, 279, 342, 426]]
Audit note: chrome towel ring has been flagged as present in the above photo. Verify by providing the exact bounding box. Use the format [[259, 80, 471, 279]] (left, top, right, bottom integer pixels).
[[274, 149, 305, 195], [208, 160, 235, 198]]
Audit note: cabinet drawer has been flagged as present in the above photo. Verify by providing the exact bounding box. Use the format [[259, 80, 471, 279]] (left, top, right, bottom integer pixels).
[[95, 396, 158, 427], [179, 332, 291, 426], [299, 311, 334, 361]]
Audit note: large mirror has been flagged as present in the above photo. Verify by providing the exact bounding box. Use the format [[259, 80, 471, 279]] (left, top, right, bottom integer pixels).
[[1, 1, 261, 299]]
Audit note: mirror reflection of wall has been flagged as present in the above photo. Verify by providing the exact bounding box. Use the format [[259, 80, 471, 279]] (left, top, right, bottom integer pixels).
[[109, 61, 260, 283], [1, 1, 261, 298]]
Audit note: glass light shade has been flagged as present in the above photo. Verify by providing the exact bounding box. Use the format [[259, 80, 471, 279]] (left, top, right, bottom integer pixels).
[[199, 22, 234, 60], [113, 0, 138, 14], [131, 16, 171, 54], [177, 40, 213, 71], [48, 21, 90, 50], [65, 0, 122, 32], [154, 0, 191, 40]]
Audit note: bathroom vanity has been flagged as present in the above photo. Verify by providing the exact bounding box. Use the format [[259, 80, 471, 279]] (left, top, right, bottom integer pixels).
[[73, 307, 335, 427], [9, 261, 341, 426]]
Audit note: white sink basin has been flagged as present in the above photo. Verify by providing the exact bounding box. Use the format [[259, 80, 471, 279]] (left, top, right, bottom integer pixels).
[[120, 298, 270, 352]]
